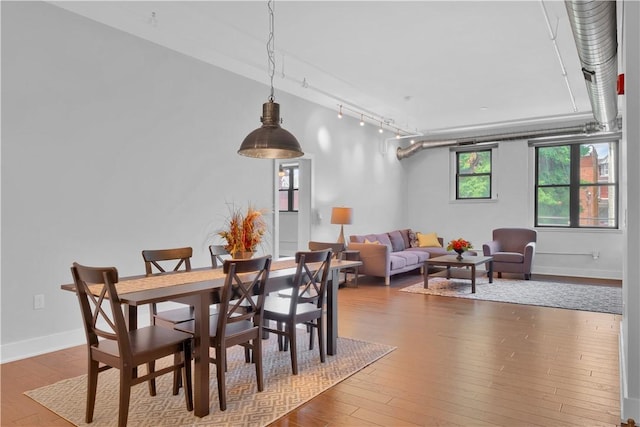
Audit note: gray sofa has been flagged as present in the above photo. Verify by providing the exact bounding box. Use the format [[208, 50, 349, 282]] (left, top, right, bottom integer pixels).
[[349, 229, 453, 285]]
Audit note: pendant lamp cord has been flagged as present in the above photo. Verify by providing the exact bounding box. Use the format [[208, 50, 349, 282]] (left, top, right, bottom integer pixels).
[[267, 0, 276, 102]]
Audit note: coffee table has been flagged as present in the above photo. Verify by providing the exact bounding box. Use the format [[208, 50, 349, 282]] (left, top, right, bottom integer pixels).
[[424, 255, 493, 293]]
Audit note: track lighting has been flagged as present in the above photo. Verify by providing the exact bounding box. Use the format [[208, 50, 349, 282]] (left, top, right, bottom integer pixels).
[[334, 103, 423, 140]]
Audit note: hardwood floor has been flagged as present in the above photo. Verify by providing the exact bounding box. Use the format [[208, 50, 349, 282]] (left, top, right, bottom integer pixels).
[[1, 273, 623, 426]]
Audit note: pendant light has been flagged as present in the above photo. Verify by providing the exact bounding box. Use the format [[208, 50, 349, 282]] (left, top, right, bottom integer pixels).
[[238, 0, 303, 159]]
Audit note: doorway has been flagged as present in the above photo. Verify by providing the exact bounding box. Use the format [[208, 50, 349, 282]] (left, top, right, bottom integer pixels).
[[275, 158, 311, 258]]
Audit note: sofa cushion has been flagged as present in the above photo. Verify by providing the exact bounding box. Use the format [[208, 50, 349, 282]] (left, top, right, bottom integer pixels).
[[417, 232, 442, 247], [397, 250, 429, 263], [424, 247, 450, 257], [388, 230, 406, 252], [372, 233, 392, 248], [393, 251, 420, 265], [389, 254, 407, 270], [493, 252, 524, 263]]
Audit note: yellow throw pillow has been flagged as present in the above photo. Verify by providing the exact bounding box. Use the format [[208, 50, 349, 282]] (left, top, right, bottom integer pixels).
[[364, 238, 380, 245], [416, 232, 442, 248]]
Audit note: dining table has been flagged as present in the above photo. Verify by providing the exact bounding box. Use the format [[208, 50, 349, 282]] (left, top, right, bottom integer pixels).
[[61, 257, 362, 417]]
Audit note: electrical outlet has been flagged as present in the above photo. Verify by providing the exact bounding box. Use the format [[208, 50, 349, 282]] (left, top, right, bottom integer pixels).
[[34, 294, 45, 310]]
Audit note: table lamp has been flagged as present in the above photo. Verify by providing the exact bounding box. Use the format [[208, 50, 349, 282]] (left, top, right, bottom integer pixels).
[[331, 207, 353, 244]]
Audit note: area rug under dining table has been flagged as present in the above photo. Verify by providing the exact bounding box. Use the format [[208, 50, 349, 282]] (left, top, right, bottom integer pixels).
[[399, 276, 622, 315], [25, 331, 395, 426]]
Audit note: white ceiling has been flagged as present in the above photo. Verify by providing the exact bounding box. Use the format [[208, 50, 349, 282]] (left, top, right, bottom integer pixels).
[[50, 1, 595, 137]]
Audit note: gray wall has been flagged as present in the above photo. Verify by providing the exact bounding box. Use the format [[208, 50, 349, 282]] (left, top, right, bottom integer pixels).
[[1, 2, 406, 359]]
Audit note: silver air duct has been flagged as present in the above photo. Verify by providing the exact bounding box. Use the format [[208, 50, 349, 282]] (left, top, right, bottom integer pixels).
[[396, 120, 603, 160], [565, 0, 618, 131], [397, 1, 619, 160]]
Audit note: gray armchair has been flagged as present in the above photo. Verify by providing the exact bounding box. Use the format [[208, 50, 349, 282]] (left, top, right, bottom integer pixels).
[[483, 228, 537, 280]]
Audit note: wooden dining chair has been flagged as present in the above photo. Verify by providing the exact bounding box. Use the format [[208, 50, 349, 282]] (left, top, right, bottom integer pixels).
[[142, 247, 194, 328], [209, 244, 230, 268], [71, 262, 193, 427], [175, 255, 272, 411], [263, 249, 332, 375]]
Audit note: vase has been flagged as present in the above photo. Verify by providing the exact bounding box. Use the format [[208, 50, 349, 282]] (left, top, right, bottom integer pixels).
[[231, 250, 254, 260], [455, 249, 464, 260]]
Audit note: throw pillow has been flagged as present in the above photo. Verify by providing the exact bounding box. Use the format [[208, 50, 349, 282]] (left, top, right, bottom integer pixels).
[[388, 230, 405, 252], [399, 229, 412, 248], [408, 229, 418, 248], [364, 238, 380, 245], [417, 232, 442, 248]]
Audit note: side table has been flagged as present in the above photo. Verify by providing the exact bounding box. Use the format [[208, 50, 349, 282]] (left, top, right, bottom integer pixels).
[[341, 249, 360, 287]]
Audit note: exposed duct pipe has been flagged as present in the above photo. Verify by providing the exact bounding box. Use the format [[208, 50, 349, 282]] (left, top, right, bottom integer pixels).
[[397, 120, 604, 160], [565, 0, 619, 131], [398, 1, 619, 160]]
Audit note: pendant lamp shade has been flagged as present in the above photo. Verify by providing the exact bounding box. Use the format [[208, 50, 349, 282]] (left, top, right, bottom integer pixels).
[[238, 100, 303, 159]]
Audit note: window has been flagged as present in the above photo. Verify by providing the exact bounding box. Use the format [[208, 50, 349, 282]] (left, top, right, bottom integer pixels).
[[535, 141, 617, 228], [278, 164, 299, 212], [456, 149, 492, 199]]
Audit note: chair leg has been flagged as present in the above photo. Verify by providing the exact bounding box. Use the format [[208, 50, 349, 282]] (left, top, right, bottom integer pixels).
[[86, 360, 99, 423], [147, 361, 157, 396], [308, 326, 315, 350], [279, 321, 290, 351], [242, 343, 250, 363], [118, 369, 132, 427], [288, 322, 298, 375], [172, 353, 181, 395], [216, 347, 227, 411], [254, 336, 264, 392], [182, 341, 193, 411], [276, 321, 285, 351], [317, 320, 326, 363]]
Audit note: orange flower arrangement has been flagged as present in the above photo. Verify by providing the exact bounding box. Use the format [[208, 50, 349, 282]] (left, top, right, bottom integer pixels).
[[447, 238, 473, 252], [218, 205, 267, 256]]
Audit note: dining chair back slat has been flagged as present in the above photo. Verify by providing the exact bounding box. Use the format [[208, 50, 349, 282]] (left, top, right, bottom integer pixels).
[[141, 247, 194, 325], [72, 265, 122, 350], [142, 247, 193, 275], [209, 244, 230, 268]]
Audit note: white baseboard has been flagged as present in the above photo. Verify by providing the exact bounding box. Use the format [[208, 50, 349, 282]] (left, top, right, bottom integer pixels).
[[0, 328, 86, 364], [533, 266, 622, 280], [1, 305, 154, 364]]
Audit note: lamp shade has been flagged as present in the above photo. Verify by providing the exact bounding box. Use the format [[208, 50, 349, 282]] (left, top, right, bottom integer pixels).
[[330, 207, 353, 225], [238, 101, 304, 159]]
